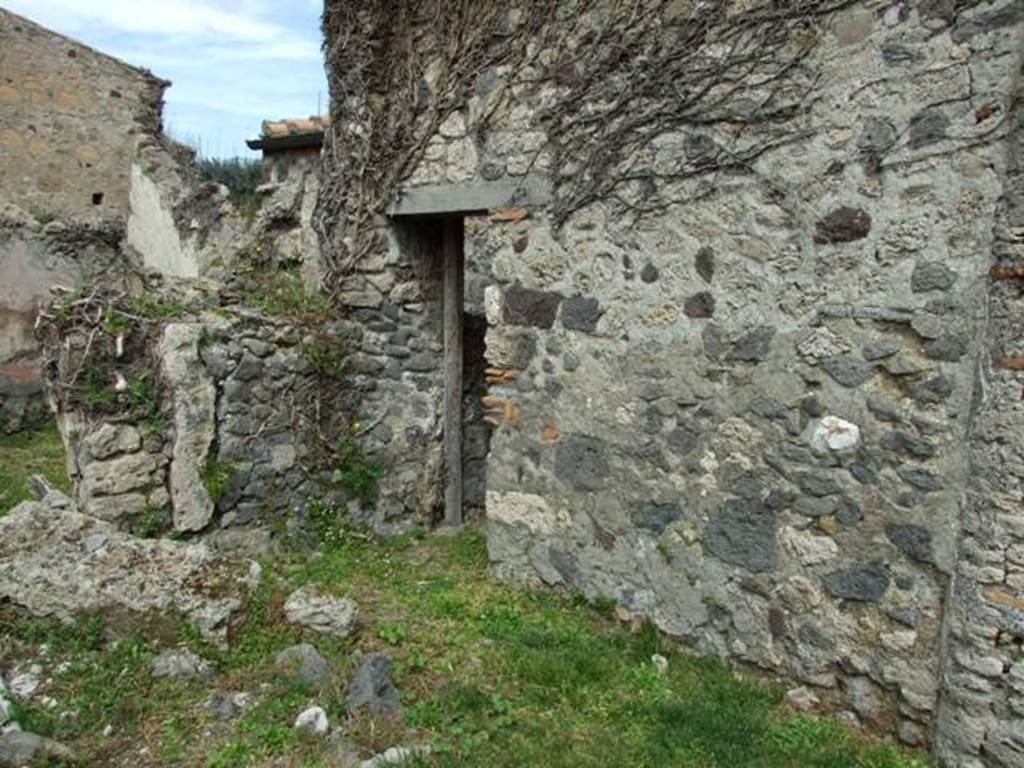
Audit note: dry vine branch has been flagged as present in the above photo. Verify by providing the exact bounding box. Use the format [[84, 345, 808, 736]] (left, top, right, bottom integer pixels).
[[315, 0, 986, 294]]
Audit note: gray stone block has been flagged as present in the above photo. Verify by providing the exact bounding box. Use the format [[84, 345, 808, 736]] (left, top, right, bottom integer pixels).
[[554, 435, 610, 492], [823, 564, 890, 602], [704, 499, 777, 573]]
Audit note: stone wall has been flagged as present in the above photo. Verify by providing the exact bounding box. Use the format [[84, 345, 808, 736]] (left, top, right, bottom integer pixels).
[[48, 297, 356, 541], [0, 10, 193, 432], [264, 146, 322, 187], [252, 158, 324, 293], [0, 8, 167, 220], [322, 1, 1024, 763], [126, 136, 245, 279], [0, 207, 135, 433], [934, 24, 1024, 766]]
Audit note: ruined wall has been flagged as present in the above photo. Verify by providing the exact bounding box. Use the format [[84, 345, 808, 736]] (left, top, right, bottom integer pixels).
[[127, 137, 245, 279], [253, 159, 324, 293], [0, 9, 167, 220], [322, 0, 1024, 762], [264, 146, 322, 186], [43, 294, 357, 540], [0, 9, 172, 431], [0, 207, 134, 432]]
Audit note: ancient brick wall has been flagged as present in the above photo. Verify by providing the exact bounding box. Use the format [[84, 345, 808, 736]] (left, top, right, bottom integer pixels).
[[0, 9, 168, 430], [0, 8, 167, 220], [322, 0, 1024, 763]]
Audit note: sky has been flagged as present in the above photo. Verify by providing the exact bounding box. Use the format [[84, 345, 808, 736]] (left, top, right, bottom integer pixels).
[[4, 0, 328, 158]]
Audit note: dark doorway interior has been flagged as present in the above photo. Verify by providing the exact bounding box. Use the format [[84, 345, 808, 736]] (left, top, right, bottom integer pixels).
[[462, 311, 491, 517]]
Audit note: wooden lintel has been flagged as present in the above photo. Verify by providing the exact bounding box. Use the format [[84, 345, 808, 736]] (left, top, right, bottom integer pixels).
[[387, 176, 552, 217]]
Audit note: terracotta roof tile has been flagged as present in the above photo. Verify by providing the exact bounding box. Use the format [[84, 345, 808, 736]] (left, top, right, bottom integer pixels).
[[260, 115, 331, 139]]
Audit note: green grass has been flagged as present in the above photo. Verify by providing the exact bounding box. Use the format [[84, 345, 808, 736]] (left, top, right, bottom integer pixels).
[[0, 422, 70, 513], [0, 526, 929, 768], [0, 434, 927, 767]]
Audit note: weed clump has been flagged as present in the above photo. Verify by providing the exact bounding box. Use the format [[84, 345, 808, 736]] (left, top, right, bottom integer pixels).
[[333, 434, 380, 507], [303, 335, 347, 379], [202, 456, 235, 503], [235, 262, 328, 319]]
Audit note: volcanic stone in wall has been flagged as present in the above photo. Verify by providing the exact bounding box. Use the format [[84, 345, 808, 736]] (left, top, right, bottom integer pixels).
[[908, 109, 949, 149], [911, 261, 956, 293], [813, 207, 872, 244], [727, 326, 776, 362], [823, 563, 890, 602], [695, 246, 714, 283], [502, 285, 563, 329], [886, 523, 935, 565], [703, 499, 777, 572], [561, 296, 602, 332], [824, 355, 876, 388], [554, 435, 610, 492], [631, 502, 683, 534], [683, 292, 715, 318]]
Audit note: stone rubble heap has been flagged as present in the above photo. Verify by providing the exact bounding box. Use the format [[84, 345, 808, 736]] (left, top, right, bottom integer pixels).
[[0, 484, 257, 647]]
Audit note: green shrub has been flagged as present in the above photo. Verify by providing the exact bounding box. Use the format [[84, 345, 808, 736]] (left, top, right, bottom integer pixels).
[[121, 294, 190, 320], [196, 157, 263, 220], [303, 336, 347, 378], [238, 266, 328, 319], [129, 505, 171, 538]]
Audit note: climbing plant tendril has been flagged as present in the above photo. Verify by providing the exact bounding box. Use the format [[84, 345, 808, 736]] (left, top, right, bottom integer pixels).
[[316, 0, 874, 295]]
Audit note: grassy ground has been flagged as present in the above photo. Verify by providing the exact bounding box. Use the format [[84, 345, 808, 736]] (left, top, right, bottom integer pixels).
[[0, 422, 69, 513], [2, 524, 928, 768], [0, 428, 928, 767]]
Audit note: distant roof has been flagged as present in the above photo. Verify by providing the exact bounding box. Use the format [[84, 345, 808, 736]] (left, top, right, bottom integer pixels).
[[246, 116, 330, 152]]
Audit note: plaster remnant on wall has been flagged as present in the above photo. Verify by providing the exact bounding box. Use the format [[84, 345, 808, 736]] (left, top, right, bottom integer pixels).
[[127, 162, 199, 279]]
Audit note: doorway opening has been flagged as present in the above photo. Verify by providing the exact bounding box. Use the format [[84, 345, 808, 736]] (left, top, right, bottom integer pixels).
[[389, 214, 492, 526], [462, 311, 491, 517]]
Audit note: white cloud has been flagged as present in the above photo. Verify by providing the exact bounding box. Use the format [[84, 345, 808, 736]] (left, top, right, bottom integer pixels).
[[4, 0, 303, 43]]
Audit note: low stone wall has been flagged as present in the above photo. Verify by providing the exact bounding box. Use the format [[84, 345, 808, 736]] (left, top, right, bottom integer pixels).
[[42, 289, 358, 540]]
